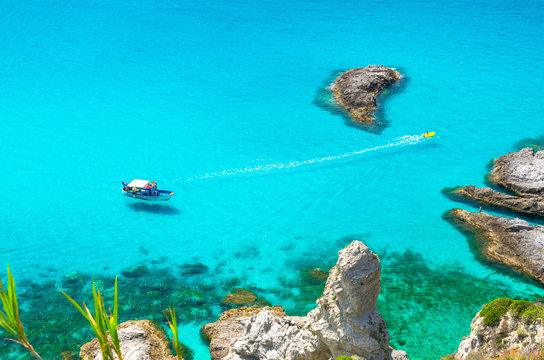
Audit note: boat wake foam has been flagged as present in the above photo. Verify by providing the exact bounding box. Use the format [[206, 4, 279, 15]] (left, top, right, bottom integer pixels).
[[188, 135, 422, 180]]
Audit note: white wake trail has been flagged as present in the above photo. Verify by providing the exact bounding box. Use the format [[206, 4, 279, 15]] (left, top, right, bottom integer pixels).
[[188, 134, 422, 180]]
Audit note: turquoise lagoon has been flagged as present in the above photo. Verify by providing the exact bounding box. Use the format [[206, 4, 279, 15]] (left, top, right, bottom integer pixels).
[[0, 0, 543, 358]]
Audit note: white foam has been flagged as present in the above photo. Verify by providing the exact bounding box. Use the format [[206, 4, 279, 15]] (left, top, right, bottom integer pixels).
[[188, 134, 422, 180]]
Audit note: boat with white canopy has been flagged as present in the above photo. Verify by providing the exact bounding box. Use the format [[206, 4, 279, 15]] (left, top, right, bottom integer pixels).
[[122, 179, 175, 201]]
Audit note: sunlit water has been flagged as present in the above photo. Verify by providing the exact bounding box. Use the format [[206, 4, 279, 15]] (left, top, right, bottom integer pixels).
[[0, 0, 543, 359]]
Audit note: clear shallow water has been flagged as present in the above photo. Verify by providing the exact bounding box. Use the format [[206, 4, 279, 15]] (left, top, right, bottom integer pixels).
[[0, 0, 543, 359]]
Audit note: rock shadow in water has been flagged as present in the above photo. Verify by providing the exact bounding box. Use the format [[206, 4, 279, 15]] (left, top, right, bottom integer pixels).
[[313, 69, 409, 134], [126, 202, 180, 215]]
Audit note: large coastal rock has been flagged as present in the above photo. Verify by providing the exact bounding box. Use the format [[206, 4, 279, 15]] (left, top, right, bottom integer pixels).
[[202, 241, 409, 360], [79, 320, 176, 360], [448, 298, 544, 359], [490, 147, 544, 196], [448, 209, 544, 284], [452, 185, 544, 217], [450, 148, 544, 217], [331, 65, 401, 123]]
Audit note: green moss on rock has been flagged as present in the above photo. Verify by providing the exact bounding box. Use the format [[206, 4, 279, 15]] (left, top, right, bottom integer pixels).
[[479, 298, 544, 326]]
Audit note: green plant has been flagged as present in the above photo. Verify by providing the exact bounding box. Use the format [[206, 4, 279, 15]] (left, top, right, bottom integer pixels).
[[0, 266, 43, 360], [60, 277, 124, 360], [164, 307, 184, 360]]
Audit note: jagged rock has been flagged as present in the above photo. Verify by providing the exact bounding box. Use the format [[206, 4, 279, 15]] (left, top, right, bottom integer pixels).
[[453, 185, 544, 216], [448, 148, 544, 217], [201, 306, 288, 359], [490, 147, 544, 196], [448, 209, 544, 284], [448, 298, 544, 359], [202, 241, 409, 360], [79, 320, 176, 360], [331, 65, 401, 123]]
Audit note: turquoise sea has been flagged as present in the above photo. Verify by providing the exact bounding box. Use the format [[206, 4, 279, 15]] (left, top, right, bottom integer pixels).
[[1, 0, 543, 359]]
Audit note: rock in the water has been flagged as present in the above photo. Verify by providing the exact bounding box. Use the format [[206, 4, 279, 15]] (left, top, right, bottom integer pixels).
[[79, 320, 176, 360], [202, 241, 409, 360], [448, 208, 544, 284], [448, 298, 544, 359], [490, 147, 544, 196], [331, 65, 401, 123], [448, 148, 544, 217], [221, 288, 257, 305], [453, 185, 544, 217], [121, 264, 150, 278]]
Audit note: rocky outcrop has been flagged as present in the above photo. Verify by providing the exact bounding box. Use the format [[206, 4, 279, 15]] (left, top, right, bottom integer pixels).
[[331, 65, 401, 123], [201, 241, 409, 360], [490, 147, 544, 196], [201, 306, 288, 360], [79, 320, 176, 360], [452, 185, 544, 217], [448, 209, 544, 285], [449, 148, 544, 217], [448, 298, 544, 359]]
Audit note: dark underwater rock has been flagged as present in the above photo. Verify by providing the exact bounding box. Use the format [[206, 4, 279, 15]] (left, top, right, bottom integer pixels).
[[331, 65, 401, 123], [221, 288, 257, 306], [121, 264, 150, 278], [179, 262, 209, 276], [448, 208, 544, 285]]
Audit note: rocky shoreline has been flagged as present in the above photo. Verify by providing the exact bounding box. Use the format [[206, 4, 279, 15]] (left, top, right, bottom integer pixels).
[[331, 65, 401, 124], [445, 298, 544, 359], [442, 145, 544, 358], [201, 240, 408, 360], [446, 147, 544, 285], [446, 147, 544, 217], [448, 208, 544, 285]]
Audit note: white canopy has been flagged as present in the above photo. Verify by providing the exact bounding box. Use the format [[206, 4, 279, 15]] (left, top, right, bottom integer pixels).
[[127, 179, 151, 188]]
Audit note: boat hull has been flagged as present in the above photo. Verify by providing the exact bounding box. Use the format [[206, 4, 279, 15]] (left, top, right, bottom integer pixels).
[[122, 189, 174, 201]]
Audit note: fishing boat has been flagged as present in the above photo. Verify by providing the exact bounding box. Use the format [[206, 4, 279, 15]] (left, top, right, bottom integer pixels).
[[122, 179, 175, 201]]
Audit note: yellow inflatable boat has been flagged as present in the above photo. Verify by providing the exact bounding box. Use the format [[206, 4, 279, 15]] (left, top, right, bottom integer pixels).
[[421, 132, 435, 138]]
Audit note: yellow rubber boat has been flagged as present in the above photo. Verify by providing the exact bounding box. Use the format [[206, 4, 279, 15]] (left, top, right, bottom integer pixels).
[[421, 132, 435, 138]]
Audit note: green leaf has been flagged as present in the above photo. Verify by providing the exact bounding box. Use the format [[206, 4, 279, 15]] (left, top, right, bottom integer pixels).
[[59, 289, 91, 322]]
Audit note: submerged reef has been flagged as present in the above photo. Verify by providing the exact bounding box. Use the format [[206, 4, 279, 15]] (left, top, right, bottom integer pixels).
[[447, 209, 544, 285], [331, 65, 401, 124], [202, 240, 410, 360], [445, 298, 544, 359], [0, 261, 226, 359]]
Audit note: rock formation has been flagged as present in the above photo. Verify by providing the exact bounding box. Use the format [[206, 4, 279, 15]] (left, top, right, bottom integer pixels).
[[449, 148, 544, 217], [331, 65, 401, 123], [447, 298, 544, 359], [451, 185, 544, 217], [79, 320, 176, 360], [448, 209, 544, 285], [490, 147, 544, 196], [202, 240, 409, 360]]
